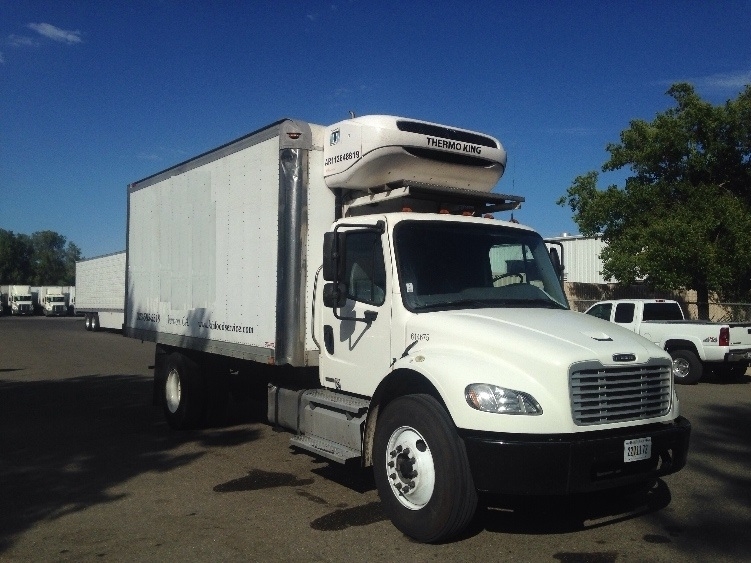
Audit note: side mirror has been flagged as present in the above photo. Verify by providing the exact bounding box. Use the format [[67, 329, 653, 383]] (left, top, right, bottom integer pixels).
[[323, 231, 347, 282], [548, 246, 564, 282], [323, 282, 348, 308]]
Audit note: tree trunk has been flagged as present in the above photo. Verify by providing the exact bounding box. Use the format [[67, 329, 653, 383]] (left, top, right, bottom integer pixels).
[[696, 284, 710, 320]]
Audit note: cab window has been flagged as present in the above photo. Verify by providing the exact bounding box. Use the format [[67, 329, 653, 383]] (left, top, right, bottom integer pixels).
[[587, 303, 612, 321], [614, 303, 635, 323], [344, 232, 386, 306]]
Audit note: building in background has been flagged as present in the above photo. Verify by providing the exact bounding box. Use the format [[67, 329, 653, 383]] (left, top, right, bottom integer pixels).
[[545, 233, 609, 284]]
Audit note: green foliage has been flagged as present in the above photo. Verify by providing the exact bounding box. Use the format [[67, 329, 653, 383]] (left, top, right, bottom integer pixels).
[[0, 229, 82, 285], [558, 83, 751, 318]]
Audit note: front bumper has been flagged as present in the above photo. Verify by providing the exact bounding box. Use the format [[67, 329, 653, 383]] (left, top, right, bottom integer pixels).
[[460, 416, 690, 495]]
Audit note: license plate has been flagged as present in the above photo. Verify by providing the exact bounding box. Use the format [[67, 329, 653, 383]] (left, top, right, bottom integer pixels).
[[624, 437, 651, 462]]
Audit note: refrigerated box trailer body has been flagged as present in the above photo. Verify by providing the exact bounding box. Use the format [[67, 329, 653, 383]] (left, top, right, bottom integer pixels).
[[125, 116, 689, 543], [75, 251, 125, 331]]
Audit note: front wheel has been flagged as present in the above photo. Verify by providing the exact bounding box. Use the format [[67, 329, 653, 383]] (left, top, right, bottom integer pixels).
[[670, 349, 702, 384], [373, 394, 477, 543]]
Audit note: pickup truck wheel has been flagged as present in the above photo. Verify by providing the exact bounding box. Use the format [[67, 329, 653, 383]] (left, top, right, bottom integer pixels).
[[670, 349, 702, 384], [373, 394, 477, 543], [163, 353, 205, 430]]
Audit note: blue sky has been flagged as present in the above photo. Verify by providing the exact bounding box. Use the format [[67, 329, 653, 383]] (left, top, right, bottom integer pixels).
[[1, 1, 750, 259]]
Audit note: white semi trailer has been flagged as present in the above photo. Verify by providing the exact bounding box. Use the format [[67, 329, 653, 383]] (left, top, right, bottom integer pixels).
[[75, 251, 125, 331], [125, 115, 690, 542]]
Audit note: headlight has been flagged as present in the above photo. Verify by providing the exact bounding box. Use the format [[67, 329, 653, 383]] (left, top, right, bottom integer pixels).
[[465, 383, 542, 415]]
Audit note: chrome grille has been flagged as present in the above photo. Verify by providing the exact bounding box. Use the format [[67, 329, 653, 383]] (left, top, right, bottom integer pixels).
[[570, 362, 672, 425]]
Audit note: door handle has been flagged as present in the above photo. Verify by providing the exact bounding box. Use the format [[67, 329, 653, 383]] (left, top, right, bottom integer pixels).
[[324, 325, 334, 354]]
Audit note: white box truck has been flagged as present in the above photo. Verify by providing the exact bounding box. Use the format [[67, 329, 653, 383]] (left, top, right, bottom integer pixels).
[[125, 116, 690, 542], [75, 251, 125, 331], [9, 285, 34, 315], [39, 286, 69, 316]]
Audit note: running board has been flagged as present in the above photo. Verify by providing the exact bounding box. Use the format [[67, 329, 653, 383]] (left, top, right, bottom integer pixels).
[[268, 386, 369, 465], [290, 434, 361, 464]]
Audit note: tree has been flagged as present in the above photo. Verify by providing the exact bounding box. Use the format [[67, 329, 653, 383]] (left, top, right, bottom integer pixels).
[[558, 83, 751, 319], [0, 229, 33, 283], [0, 229, 81, 286], [31, 230, 68, 285], [64, 241, 82, 284]]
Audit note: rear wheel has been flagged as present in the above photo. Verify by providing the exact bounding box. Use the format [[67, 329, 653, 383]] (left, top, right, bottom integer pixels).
[[163, 353, 205, 430], [84, 314, 92, 331], [91, 314, 100, 332], [373, 394, 477, 543], [670, 349, 702, 384]]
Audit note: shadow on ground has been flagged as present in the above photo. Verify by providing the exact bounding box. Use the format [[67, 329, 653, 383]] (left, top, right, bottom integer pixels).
[[0, 374, 262, 552]]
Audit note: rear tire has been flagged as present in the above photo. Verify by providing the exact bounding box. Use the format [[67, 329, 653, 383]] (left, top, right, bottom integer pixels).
[[84, 314, 92, 331], [91, 314, 100, 332], [163, 353, 205, 430], [670, 349, 702, 384], [373, 394, 477, 543]]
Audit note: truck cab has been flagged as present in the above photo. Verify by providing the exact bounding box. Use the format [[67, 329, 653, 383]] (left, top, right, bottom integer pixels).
[[9, 286, 34, 315], [40, 287, 68, 316]]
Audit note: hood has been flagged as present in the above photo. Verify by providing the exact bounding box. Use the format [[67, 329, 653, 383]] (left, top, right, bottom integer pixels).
[[404, 307, 668, 371]]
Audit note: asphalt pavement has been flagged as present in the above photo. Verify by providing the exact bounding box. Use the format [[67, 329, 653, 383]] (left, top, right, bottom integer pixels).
[[0, 316, 749, 562]]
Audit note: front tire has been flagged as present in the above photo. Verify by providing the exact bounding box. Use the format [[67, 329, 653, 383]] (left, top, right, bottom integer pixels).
[[373, 394, 477, 543], [163, 353, 205, 430], [670, 349, 702, 384]]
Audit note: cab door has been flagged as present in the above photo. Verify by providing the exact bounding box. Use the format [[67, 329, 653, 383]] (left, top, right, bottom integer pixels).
[[318, 229, 392, 397]]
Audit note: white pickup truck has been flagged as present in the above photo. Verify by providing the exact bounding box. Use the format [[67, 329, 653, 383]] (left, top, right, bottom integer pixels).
[[585, 299, 751, 384]]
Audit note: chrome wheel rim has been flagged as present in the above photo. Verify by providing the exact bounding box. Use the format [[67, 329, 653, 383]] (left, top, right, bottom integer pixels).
[[165, 369, 182, 414], [673, 357, 690, 379], [385, 426, 435, 510]]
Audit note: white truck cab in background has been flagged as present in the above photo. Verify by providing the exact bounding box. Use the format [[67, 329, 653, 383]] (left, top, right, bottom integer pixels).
[[9, 285, 34, 315], [125, 115, 690, 542], [39, 286, 68, 316]]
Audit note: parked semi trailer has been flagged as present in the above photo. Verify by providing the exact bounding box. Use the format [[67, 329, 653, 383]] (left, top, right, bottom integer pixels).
[[125, 115, 690, 542], [75, 251, 125, 331]]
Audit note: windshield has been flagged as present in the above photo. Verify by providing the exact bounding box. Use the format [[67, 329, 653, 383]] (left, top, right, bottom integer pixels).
[[50, 296, 65, 303], [394, 220, 569, 312]]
